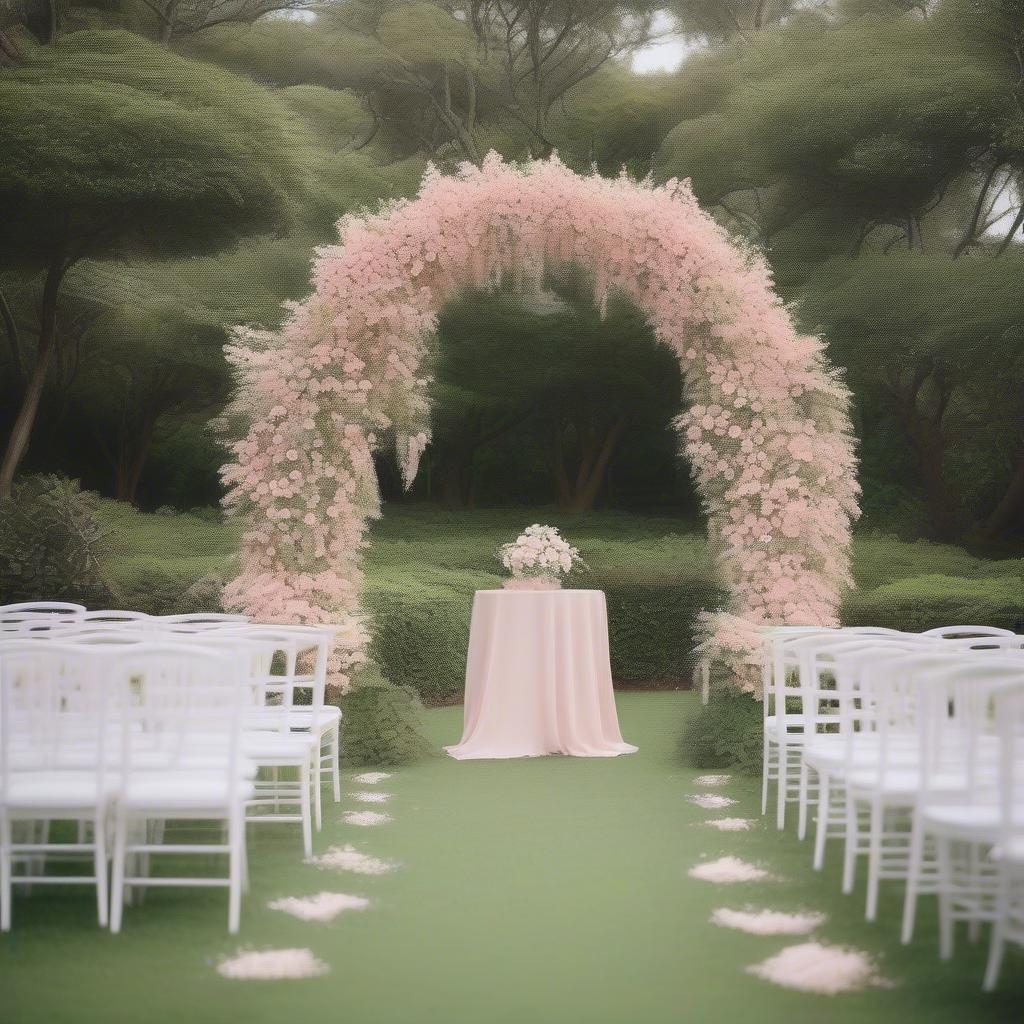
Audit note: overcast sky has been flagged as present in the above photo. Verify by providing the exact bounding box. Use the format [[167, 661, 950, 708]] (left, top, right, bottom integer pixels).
[[631, 11, 689, 73]]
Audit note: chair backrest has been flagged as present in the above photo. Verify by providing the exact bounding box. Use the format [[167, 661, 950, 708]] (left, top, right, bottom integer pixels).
[[179, 632, 294, 725], [915, 658, 1024, 803], [0, 602, 85, 617], [217, 624, 330, 732], [922, 625, 1016, 639], [0, 603, 85, 635], [111, 644, 245, 786], [81, 610, 151, 629], [0, 643, 111, 800], [154, 613, 250, 633], [993, 682, 1024, 850]]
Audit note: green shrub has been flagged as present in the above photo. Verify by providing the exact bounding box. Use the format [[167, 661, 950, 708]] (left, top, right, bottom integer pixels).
[[679, 679, 762, 775], [598, 570, 725, 683], [0, 475, 113, 606], [365, 566, 492, 703], [843, 574, 1024, 633], [337, 664, 431, 766]]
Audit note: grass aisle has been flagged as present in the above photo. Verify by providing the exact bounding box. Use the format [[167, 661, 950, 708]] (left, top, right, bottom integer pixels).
[[2, 692, 1022, 1023]]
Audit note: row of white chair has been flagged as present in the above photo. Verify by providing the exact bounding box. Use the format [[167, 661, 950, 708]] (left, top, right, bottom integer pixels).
[[0, 603, 346, 934], [760, 624, 1024, 990]]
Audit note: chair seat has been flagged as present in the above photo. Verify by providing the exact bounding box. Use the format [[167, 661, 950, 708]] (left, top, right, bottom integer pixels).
[[245, 706, 340, 732], [804, 736, 917, 771], [923, 802, 1005, 835], [4, 772, 115, 810], [847, 768, 970, 797], [121, 773, 255, 810], [242, 730, 317, 761]]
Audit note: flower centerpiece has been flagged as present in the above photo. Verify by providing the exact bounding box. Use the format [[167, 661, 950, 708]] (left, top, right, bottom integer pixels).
[[497, 524, 586, 591]]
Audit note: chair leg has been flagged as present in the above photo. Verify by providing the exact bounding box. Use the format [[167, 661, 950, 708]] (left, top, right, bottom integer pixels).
[[237, 816, 250, 895], [109, 810, 129, 934], [313, 758, 323, 833], [865, 800, 884, 921], [776, 745, 788, 830], [1, 815, 11, 932], [842, 793, 859, 895], [983, 872, 1010, 991], [937, 836, 955, 960], [760, 735, 770, 816], [228, 810, 242, 935], [93, 809, 108, 928], [331, 726, 342, 803], [901, 813, 926, 944], [300, 756, 313, 859], [797, 761, 810, 841], [813, 772, 831, 871]]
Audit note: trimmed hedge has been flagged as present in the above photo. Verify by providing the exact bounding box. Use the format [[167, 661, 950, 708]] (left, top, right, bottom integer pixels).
[[365, 565, 725, 703], [842, 574, 1023, 634]]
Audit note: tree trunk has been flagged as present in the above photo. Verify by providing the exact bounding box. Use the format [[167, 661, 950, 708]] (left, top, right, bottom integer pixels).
[[916, 436, 960, 541], [439, 453, 474, 508], [0, 255, 68, 497], [565, 416, 626, 513], [550, 415, 626, 513], [0, 286, 24, 389], [979, 440, 1024, 540], [113, 411, 157, 505]]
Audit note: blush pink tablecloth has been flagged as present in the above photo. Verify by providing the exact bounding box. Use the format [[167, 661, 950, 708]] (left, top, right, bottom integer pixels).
[[445, 589, 638, 760]]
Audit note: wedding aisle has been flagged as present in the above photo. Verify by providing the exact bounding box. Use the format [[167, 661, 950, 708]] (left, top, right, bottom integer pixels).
[[2, 692, 1021, 1024]]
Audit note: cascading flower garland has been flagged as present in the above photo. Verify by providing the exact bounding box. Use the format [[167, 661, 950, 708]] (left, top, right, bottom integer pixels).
[[220, 155, 859, 694]]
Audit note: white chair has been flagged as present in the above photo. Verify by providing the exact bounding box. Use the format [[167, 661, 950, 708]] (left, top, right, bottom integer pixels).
[[797, 637, 938, 862], [193, 630, 320, 855], [108, 644, 252, 934], [984, 681, 1024, 990], [842, 651, 1020, 922], [0, 643, 112, 930], [222, 623, 342, 806], [898, 658, 1024, 950], [762, 627, 917, 830]]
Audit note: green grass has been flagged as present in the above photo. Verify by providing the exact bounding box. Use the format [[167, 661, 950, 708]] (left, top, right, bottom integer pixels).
[[2, 693, 1021, 1023]]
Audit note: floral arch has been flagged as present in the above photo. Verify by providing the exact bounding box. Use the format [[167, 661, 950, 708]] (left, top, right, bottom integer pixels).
[[221, 155, 859, 694]]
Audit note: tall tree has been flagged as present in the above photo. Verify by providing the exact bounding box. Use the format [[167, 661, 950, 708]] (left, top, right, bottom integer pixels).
[[0, 29, 303, 495]]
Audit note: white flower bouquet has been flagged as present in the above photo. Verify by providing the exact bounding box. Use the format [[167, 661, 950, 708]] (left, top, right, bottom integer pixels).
[[497, 524, 586, 590]]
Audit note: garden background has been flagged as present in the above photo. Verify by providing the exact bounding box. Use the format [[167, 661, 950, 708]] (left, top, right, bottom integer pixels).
[[2, 0, 1024, 767]]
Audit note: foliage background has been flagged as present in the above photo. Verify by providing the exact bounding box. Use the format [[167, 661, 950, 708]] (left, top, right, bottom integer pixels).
[[3, 0, 1024, 765]]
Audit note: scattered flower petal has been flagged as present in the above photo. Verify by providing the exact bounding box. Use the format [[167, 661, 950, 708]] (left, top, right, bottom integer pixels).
[[353, 772, 392, 785], [704, 817, 753, 831], [747, 942, 891, 995], [217, 948, 328, 980], [688, 856, 770, 883], [352, 791, 391, 804], [343, 810, 391, 827], [688, 793, 737, 809], [309, 844, 397, 875], [268, 892, 370, 922], [712, 908, 826, 935]]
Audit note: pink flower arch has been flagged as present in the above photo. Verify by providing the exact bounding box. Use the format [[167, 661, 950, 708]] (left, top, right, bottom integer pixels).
[[221, 156, 859, 694]]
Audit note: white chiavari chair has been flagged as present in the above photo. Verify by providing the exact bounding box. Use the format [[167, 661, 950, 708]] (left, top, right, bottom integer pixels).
[[984, 680, 1024, 990], [220, 623, 342, 807], [900, 656, 1024, 953], [0, 642, 112, 930], [108, 643, 251, 934], [761, 626, 917, 830]]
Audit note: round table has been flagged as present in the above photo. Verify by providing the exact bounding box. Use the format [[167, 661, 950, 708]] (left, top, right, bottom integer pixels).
[[445, 589, 638, 760]]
